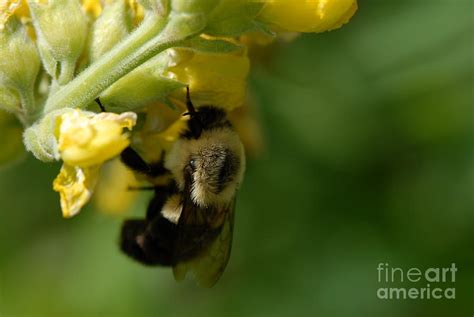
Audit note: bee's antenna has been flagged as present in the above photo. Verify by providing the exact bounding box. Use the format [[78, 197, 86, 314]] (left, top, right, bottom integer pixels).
[[183, 86, 203, 138], [183, 86, 196, 117], [95, 97, 106, 112]]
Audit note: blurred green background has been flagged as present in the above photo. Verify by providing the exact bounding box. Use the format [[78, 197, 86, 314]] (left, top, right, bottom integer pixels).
[[1, 1, 473, 316]]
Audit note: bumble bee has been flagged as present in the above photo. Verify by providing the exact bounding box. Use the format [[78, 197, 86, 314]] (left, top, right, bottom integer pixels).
[[118, 87, 245, 287]]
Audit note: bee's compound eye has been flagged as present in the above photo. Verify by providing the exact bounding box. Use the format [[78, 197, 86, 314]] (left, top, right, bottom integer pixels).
[[189, 159, 196, 170]]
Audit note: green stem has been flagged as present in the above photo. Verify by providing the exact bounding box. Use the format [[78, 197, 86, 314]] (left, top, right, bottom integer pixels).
[[43, 14, 191, 114]]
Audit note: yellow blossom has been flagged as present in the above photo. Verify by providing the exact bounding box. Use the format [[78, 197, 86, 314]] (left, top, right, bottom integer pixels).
[[50, 109, 137, 217], [81, 0, 144, 25], [258, 0, 358, 33], [94, 158, 139, 215], [53, 163, 100, 218], [56, 109, 136, 167], [81, 0, 102, 17], [165, 48, 250, 111]]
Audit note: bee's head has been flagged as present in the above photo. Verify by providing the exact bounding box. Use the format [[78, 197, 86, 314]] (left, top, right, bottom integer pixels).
[[165, 127, 245, 207]]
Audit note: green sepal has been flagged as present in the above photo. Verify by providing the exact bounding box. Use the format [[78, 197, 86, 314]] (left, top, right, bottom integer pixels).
[[23, 108, 72, 162], [100, 54, 184, 112], [204, 0, 265, 36], [178, 37, 243, 54]]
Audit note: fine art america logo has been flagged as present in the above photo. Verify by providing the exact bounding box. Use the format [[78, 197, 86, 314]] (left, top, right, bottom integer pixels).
[[377, 263, 457, 300]]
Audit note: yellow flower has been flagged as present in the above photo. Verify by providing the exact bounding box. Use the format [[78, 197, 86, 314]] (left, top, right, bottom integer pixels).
[[51, 109, 136, 217], [81, 0, 144, 25], [164, 47, 250, 111], [94, 158, 139, 215], [53, 164, 100, 218], [57, 109, 136, 167], [81, 0, 102, 18], [258, 0, 358, 33]]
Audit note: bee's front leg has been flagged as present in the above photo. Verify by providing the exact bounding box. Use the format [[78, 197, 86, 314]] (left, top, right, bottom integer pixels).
[[120, 147, 170, 177], [120, 147, 152, 174], [94, 97, 165, 176]]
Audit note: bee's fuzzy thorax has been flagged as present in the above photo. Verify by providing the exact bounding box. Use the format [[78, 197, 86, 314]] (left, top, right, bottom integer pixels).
[[164, 126, 245, 207]]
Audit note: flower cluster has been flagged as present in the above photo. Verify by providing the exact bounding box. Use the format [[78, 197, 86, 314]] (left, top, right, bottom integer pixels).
[[0, 0, 358, 217]]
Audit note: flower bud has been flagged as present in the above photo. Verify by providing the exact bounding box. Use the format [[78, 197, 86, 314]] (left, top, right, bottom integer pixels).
[[0, 17, 40, 108], [0, 85, 20, 114], [258, 0, 358, 33], [28, 0, 88, 84], [89, 0, 132, 62]]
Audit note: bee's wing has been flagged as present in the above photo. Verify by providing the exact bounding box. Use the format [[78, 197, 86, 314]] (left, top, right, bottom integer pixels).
[[173, 198, 236, 288]]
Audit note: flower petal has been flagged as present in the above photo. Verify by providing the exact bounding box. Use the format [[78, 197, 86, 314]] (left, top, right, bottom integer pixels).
[[165, 48, 249, 111], [53, 164, 100, 218], [57, 109, 137, 167]]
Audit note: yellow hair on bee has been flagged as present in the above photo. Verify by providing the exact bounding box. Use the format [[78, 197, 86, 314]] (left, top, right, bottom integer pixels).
[[164, 126, 245, 207], [161, 194, 182, 224]]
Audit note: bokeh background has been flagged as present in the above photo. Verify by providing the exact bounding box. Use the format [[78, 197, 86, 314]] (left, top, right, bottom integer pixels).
[[1, 0, 473, 316]]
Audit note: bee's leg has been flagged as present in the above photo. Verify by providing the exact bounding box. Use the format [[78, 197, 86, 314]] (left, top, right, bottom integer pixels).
[[184, 86, 196, 114], [120, 147, 153, 175], [95, 97, 106, 112], [93, 98, 165, 177], [121, 146, 170, 178]]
